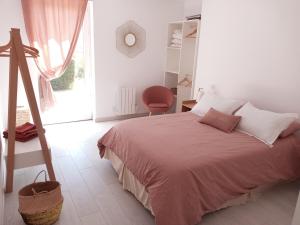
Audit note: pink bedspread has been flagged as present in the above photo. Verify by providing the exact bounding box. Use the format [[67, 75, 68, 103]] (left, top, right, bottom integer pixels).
[[98, 112, 300, 225]]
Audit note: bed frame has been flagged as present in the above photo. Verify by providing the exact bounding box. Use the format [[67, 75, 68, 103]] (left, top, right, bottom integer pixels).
[[104, 148, 274, 216]]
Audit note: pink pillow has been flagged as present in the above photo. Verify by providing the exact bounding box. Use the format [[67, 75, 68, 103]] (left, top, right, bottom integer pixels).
[[200, 108, 242, 133], [279, 121, 300, 138]]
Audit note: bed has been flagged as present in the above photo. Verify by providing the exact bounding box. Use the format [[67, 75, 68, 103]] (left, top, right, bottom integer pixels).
[[97, 112, 300, 225]]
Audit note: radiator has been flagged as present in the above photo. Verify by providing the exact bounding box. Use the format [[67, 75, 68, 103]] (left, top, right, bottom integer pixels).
[[117, 87, 136, 115]]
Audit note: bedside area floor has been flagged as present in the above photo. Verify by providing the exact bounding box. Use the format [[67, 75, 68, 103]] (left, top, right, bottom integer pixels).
[[4, 120, 300, 225]]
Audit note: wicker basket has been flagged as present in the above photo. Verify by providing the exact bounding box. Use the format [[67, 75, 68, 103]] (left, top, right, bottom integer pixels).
[[18, 171, 63, 225]]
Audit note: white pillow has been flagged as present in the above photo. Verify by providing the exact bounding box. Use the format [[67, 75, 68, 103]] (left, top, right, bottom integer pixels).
[[235, 102, 298, 146], [191, 93, 244, 116]]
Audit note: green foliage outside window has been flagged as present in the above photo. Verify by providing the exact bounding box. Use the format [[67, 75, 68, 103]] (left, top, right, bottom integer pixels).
[[50, 60, 75, 91]]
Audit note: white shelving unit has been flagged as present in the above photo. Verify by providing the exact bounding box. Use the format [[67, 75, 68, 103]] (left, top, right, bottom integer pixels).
[[164, 20, 200, 112], [4, 137, 51, 170]]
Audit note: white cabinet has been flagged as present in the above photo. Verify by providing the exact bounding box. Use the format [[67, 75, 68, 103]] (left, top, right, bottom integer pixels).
[[164, 20, 200, 112]]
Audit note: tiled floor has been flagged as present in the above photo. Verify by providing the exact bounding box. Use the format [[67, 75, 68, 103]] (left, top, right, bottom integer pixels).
[[4, 120, 300, 225]]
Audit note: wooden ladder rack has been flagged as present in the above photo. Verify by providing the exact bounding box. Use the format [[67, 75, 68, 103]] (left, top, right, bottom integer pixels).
[[0, 28, 56, 193]]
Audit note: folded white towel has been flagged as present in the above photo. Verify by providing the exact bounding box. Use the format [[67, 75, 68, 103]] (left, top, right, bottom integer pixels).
[[170, 43, 181, 48], [171, 38, 182, 44], [172, 33, 182, 40], [173, 29, 182, 35]]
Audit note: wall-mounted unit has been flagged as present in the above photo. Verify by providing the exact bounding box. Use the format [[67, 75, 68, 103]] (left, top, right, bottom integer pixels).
[[164, 20, 200, 112], [116, 87, 136, 115]]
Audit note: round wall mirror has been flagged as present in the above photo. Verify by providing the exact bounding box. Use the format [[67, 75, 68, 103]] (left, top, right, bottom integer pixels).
[[124, 33, 136, 47], [116, 20, 146, 58]]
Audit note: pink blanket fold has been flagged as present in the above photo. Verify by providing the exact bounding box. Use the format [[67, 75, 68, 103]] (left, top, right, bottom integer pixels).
[[98, 112, 300, 225]]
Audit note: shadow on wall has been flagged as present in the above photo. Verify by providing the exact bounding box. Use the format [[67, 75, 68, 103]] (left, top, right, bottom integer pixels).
[[184, 0, 202, 17]]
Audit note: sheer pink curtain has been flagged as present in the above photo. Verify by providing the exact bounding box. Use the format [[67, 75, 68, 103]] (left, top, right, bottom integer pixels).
[[21, 0, 88, 111]]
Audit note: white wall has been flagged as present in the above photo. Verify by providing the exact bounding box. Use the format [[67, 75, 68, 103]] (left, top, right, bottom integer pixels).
[[93, 0, 184, 119], [195, 0, 300, 114], [0, 1, 26, 220], [0, 112, 3, 225], [0, 133, 4, 225], [184, 0, 202, 17], [0, 0, 26, 127], [0, 0, 37, 127], [0, 4, 28, 218]]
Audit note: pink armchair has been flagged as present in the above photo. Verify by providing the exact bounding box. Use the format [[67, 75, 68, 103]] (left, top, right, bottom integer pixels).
[[142, 86, 174, 116]]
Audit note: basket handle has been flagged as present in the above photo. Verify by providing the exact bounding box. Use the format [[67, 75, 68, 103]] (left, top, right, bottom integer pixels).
[[32, 188, 49, 195], [33, 170, 47, 183]]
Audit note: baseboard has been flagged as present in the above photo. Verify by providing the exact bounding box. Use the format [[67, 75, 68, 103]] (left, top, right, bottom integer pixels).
[[95, 113, 148, 122]]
